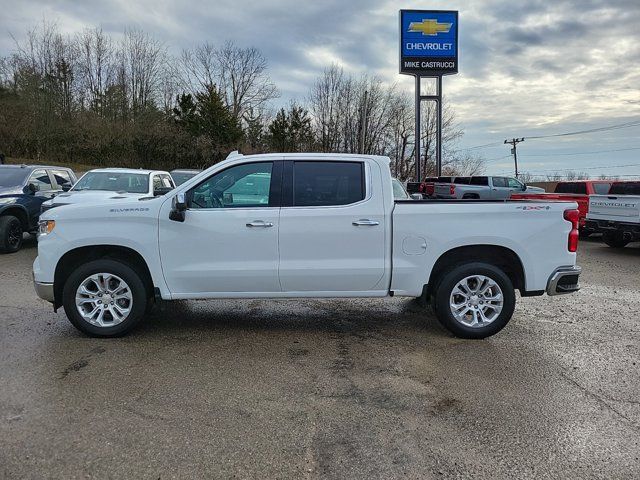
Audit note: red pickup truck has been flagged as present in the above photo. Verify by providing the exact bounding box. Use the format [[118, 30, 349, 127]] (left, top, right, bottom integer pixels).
[[511, 180, 612, 236]]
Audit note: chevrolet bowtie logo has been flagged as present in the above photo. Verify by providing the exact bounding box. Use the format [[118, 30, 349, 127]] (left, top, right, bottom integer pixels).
[[408, 19, 452, 36]]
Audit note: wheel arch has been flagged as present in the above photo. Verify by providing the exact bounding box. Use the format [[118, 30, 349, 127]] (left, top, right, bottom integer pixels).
[[53, 245, 155, 309], [426, 244, 526, 299], [0, 205, 30, 230]]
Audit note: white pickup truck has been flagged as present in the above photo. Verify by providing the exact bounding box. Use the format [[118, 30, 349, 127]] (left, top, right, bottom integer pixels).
[[587, 181, 640, 248], [33, 153, 582, 339]]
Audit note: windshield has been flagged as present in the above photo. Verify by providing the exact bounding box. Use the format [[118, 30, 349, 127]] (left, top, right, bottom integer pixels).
[[392, 179, 409, 199], [171, 172, 199, 186], [0, 168, 29, 188], [72, 171, 149, 194]]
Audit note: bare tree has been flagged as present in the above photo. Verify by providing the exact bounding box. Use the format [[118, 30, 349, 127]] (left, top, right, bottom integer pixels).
[[76, 27, 115, 115], [119, 28, 166, 116], [215, 41, 279, 122]]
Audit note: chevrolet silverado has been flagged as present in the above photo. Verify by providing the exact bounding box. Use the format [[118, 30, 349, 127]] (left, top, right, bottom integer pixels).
[[33, 153, 582, 338]]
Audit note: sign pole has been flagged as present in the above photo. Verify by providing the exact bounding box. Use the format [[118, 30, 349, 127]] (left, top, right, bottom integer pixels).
[[415, 75, 421, 182], [436, 75, 443, 176], [399, 9, 458, 183]]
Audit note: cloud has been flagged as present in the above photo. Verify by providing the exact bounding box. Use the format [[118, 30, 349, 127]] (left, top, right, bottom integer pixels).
[[1, 0, 639, 175]]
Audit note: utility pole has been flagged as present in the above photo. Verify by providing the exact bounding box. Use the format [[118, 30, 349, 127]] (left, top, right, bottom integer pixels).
[[358, 90, 368, 154], [504, 137, 524, 178]]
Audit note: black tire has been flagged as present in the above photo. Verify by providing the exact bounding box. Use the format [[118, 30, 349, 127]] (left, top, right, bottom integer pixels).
[[62, 259, 148, 337], [0, 215, 23, 253], [602, 232, 630, 249], [434, 262, 516, 339]]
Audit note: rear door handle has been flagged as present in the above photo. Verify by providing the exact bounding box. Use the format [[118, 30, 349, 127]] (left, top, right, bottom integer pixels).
[[246, 221, 274, 228], [352, 219, 380, 226]]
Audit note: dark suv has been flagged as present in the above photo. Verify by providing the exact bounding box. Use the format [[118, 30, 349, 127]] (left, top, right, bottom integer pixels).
[[0, 165, 77, 253]]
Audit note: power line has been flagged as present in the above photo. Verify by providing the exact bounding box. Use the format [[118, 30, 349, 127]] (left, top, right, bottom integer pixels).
[[495, 162, 640, 174], [525, 120, 640, 140], [519, 146, 640, 157], [452, 118, 640, 153]]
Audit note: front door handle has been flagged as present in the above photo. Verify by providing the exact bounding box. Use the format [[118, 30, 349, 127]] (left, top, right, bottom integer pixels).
[[246, 221, 274, 228], [352, 219, 380, 226]]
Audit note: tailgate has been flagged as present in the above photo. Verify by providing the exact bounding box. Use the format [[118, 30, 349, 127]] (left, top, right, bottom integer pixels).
[[589, 195, 640, 223], [434, 183, 453, 196]]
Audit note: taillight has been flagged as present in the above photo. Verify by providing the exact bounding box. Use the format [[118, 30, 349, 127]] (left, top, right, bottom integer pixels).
[[449, 184, 455, 195], [564, 208, 580, 252]]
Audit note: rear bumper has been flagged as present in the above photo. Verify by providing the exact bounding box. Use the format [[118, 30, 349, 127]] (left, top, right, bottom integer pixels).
[[587, 219, 640, 236], [546, 266, 581, 296]]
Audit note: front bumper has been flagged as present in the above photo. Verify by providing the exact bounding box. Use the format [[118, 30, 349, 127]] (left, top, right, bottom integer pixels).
[[34, 278, 55, 303], [546, 266, 581, 296]]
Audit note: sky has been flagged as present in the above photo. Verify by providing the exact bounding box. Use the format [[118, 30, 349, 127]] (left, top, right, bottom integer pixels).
[[1, 0, 639, 178]]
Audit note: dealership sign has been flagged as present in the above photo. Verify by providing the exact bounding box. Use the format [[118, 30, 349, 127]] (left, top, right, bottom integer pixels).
[[399, 10, 458, 75]]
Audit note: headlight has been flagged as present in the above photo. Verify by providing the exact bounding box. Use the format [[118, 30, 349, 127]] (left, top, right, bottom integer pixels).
[[38, 220, 55, 235]]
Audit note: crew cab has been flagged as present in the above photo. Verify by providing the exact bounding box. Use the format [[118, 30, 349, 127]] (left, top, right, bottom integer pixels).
[[33, 153, 581, 339], [41, 168, 175, 213], [586, 181, 640, 248], [511, 180, 613, 237], [434, 176, 544, 199], [0, 164, 77, 253]]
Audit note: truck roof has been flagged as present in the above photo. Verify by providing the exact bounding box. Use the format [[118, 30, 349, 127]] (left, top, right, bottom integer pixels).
[[0, 164, 74, 171], [85, 168, 169, 175]]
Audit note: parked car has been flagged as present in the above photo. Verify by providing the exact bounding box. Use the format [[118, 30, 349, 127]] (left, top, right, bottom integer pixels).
[[407, 177, 440, 198], [511, 180, 613, 237], [0, 165, 77, 253], [34, 152, 581, 339], [435, 176, 544, 199], [392, 178, 422, 200], [170, 169, 201, 186], [41, 168, 175, 213], [586, 181, 640, 248]]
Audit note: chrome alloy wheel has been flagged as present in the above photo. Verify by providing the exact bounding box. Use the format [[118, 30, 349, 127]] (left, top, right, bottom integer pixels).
[[75, 273, 133, 327], [449, 275, 503, 328]]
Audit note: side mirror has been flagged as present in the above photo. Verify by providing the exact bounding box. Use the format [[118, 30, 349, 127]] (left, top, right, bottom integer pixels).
[[154, 186, 173, 197], [169, 193, 187, 222], [521, 183, 527, 190], [61, 184, 72, 192], [24, 183, 39, 194], [410, 193, 423, 200]]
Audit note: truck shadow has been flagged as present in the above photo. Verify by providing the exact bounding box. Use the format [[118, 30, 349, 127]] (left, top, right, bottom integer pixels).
[[130, 297, 452, 340]]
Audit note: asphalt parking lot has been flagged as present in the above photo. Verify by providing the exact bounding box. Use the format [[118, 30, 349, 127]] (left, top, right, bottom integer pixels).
[[0, 237, 638, 479]]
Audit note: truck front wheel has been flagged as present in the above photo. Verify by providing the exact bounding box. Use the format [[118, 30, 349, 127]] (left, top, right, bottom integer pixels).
[[434, 262, 516, 339], [0, 215, 23, 253], [62, 259, 148, 337]]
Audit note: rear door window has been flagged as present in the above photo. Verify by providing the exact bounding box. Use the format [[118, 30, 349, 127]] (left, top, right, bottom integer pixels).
[[293, 161, 364, 207], [609, 182, 640, 195], [469, 176, 489, 186], [555, 183, 587, 194], [29, 169, 54, 191], [453, 177, 471, 184]]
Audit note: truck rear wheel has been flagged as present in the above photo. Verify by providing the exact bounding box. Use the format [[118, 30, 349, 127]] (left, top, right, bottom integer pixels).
[[62, 259, 148, 337], [602, 232, 630, 248], [0, 215, 23, 253], [434, 262, 516, 339]]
